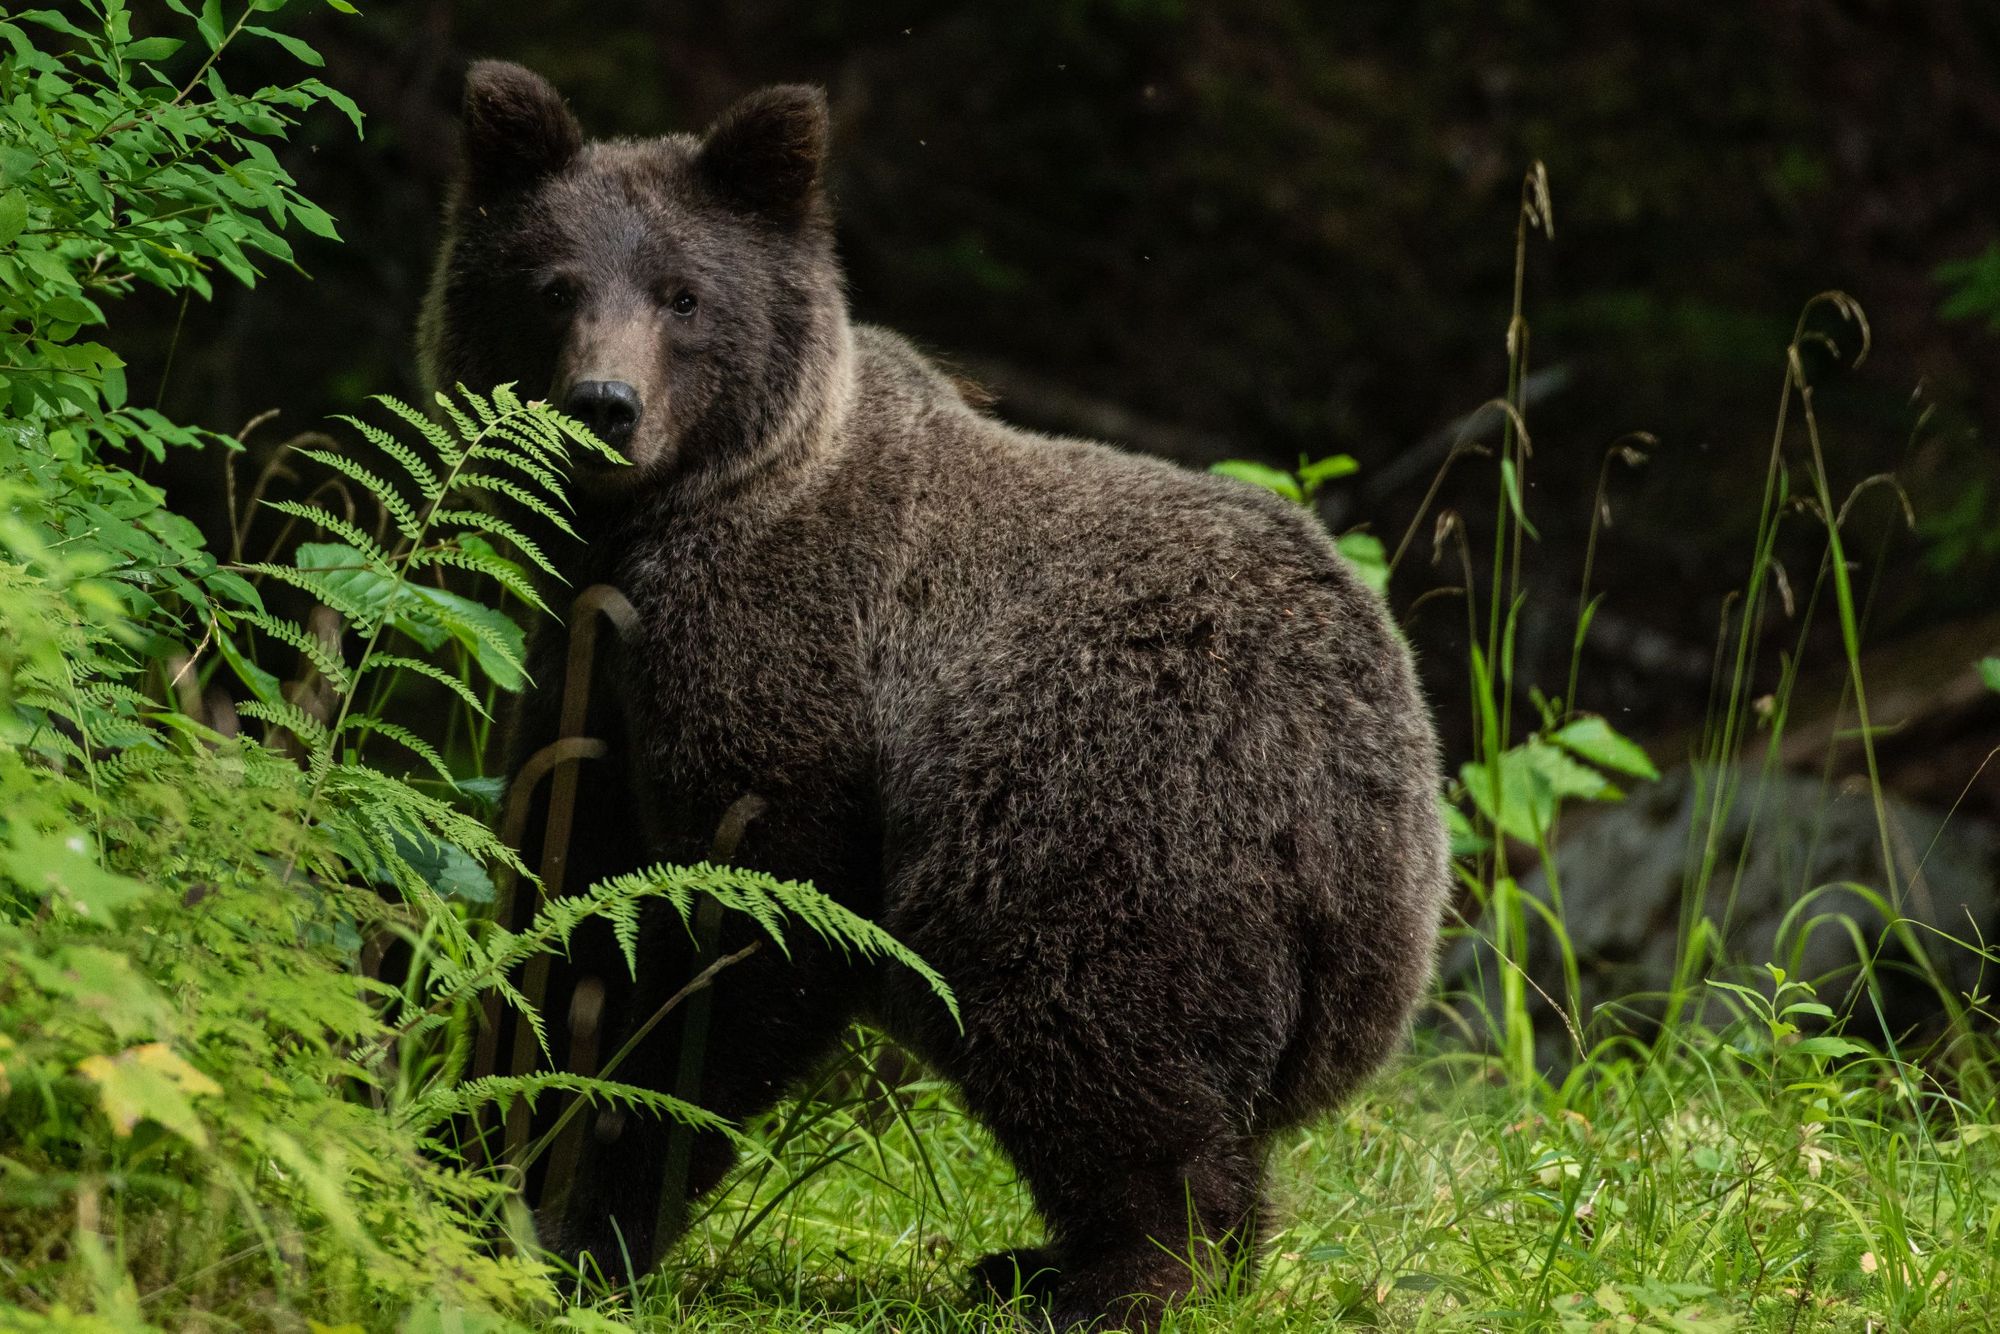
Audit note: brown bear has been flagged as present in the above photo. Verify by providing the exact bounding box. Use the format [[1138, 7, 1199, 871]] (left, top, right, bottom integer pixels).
[[421, 61, 1449, 1331]]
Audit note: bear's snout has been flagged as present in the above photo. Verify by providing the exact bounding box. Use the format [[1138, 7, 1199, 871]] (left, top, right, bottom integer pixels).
[[564, 378, 642, 452]]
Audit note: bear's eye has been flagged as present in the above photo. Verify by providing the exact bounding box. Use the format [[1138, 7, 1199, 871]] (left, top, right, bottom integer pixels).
[[669, 289, 699, 318], [539, 279, 575, 314]]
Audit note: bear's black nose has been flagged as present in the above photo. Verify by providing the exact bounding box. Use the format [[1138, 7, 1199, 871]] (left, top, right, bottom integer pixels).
[[564, 379, 642, 449]]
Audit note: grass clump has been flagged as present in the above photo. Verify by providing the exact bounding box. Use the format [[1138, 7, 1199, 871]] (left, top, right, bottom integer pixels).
[[603, 1015, 1996, 1331]]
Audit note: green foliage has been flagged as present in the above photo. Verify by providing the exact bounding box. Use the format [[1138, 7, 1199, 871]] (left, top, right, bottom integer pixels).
[[1209, 452, 1357, 504], [1936, 241, 2000, 333], [231, 383, 610, 760], [567, 973, 1997, 1332], [0, 10, 955, 1330], [0, 374, 954, 1324], [1458, 723, 1657, 848], [0, 550, 555, 1323], [0, 0, 358, 638], [1917, 476, 2000, 575], [1209, 451, 1390, 593]]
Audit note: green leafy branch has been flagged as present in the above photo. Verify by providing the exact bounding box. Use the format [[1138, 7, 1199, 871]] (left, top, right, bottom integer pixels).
[[1210, 451, 1390, 593]]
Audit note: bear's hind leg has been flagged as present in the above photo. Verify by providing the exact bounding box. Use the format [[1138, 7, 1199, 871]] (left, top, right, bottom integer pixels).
[[968, 1244, 1062, 1307], [1001, 1126, 1268, 1331]]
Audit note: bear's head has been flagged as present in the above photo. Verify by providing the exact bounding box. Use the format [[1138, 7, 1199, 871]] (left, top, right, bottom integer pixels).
[[420, 62, 851, 494]]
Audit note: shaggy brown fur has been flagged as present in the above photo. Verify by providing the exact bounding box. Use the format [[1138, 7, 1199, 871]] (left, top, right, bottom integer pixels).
[[421, 61, 1448, 1331]]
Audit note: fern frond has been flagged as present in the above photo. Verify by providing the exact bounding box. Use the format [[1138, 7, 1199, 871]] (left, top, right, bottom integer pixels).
[[239, 562, 387, 636], [237, 697, 332, 754], [434, 388, 479, 443], [487, 972, 546, 1058], [363, 654, 489, 718], [480, 416, 569, 467], [402, 1072, 742, 1140], [453, 474, 579, 539], [429, 863, 959, 1035], [296, 445, 422, 543], [80, 679, 154, 711], [533, 404, 621, 465], [79, 716, 156, 752], [607, 892, 645, 978], [371, 396, 460, 481], [460, 385, 499, 428], [462, 441, 573, 514], [22, 720, 92, 764], [94, 743, 175, 786], [260, 499, 392, 566], [412, 546, 546, 613], [339, 717, 454, 785], [428, 510, 558, 579], [594, 863, 961, 1026], [346, 416, 448, 502], [243, 609, 350, 694], [321, 760, 524, 879], [402, 597, 527, 688]]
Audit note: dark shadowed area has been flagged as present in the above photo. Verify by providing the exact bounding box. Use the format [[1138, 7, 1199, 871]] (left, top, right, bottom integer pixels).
[[120, 0, 1999, 818]]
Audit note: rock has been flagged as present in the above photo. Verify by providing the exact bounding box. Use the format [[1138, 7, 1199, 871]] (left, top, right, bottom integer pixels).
[[1440, 764, 2000, 1063]]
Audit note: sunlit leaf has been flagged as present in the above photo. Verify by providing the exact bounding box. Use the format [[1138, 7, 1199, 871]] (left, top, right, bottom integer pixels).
[[76, 1042, 222, 1145], [1550, 714, 1660, 781], [1210, 458, 1304, 502]]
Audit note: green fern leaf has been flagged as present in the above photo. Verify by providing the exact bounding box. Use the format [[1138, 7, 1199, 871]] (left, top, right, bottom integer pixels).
[[239, 561, 389, 636], [537, 406, 621, 464], [363, 654, 489, 718], [295, 446, 423, 543], [428, 510, 558, 579], [460, 384, 500, 428], [259, 498, 392, 566], [403, 1072, 743, 1142], [487, 414, 572, 468], [412, 546, 546, 613], [402, 587, 529, 690], [339, 717, 454, 784], [434, 388, 480, 444], [371, 395, 460, 482], [463, 439, 573, 513], [454, 473, 579, 539], [345, 415, 448, 501], [237, 696, 332, 755], [242, 608, 350, 694]]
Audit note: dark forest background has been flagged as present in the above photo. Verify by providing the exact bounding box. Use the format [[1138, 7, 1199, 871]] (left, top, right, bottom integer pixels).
[[120, 0, 2000, 818]]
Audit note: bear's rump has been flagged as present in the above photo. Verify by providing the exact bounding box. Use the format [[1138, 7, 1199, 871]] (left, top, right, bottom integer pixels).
[[868, 618, 1426, 1132]]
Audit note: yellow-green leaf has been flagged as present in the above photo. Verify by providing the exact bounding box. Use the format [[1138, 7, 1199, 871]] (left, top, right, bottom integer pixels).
[[76, 1043, 223, 1146]]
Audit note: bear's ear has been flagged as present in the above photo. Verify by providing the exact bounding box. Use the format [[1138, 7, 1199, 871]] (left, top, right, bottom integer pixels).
[[696, 85, 829, 225], [459, 60, 582, 199]]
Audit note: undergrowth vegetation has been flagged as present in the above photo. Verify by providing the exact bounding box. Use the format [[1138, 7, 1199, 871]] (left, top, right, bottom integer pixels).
[[0, 6, 947, 1329], [1, 4, 1994, 1333]]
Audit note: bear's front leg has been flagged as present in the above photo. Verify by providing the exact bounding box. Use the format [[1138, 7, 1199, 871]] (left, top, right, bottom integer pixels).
[[536, 1115, 739, 1280], [541, 927, 867, 1278]]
